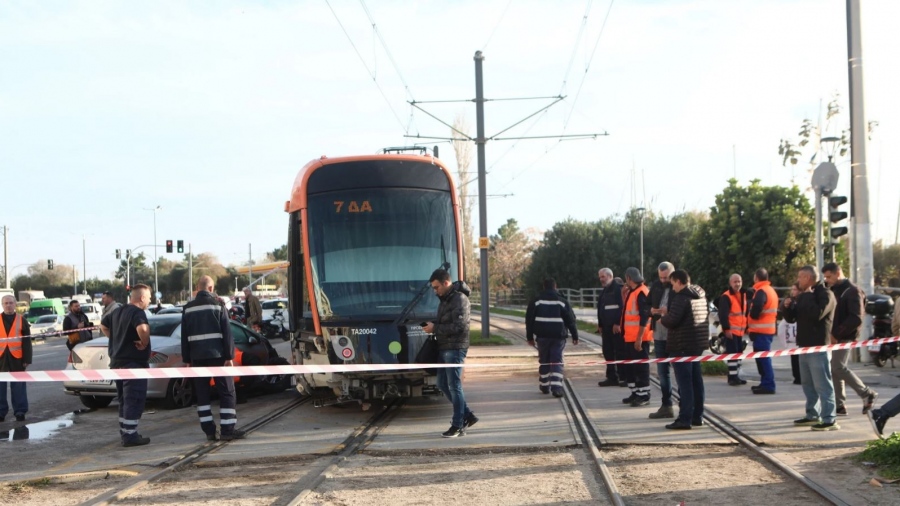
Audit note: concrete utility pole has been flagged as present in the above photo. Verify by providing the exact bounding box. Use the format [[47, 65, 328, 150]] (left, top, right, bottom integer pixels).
[[847, 0, 874, 353], [3, 226, 9, 289], [188, 243, 193, 298], [82, 235, 87, 295], [248, 243, 253, 288], [474, 51, 490, 338]]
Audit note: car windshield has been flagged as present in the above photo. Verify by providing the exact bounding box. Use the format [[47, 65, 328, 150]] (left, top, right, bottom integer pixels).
[[148, 316, 182, 337], [306, 188, 458, 320], [262, 300, 286, 310], [27, 307, 55, 317], [36, 315, 58, 324]]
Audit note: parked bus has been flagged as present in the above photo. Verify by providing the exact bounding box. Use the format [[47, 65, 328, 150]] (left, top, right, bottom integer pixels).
[[285, 150, 463, 406]]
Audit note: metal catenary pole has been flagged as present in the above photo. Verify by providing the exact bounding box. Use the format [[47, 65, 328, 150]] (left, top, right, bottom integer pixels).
[[814, 188, 823, 272], [3, 226, 9, 289], [474, 51, 490, 339], [847, 0, 874, 354], [188, 243, 193, 298]]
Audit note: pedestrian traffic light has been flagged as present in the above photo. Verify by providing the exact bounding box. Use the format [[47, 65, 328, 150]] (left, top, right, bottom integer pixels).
[[48, 259, 54, 270], [829, 195, 848, 239], [116, 249, 121, 259], [166, 240, 173, 253], [177, 240, 184, 253]]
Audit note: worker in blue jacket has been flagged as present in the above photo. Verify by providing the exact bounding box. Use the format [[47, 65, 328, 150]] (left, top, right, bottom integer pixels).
[[526, 278, 579, 398]]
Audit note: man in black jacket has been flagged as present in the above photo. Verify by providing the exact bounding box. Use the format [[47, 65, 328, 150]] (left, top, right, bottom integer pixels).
[[423, 269, 477, 438], [783, 266, 838, 431], [659, 270, 709, 430], [822, 263, 877, 416], [63, 300, 93, 351], [648, 262, 675, 419], [527, 278, 579, 398], [182, 276, 243, 442], [596, 268, 624, 387]]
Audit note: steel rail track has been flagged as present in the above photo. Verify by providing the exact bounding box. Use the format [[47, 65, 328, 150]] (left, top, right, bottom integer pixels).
[[273, 398, 407, 506], [78, 396, 311, 506]]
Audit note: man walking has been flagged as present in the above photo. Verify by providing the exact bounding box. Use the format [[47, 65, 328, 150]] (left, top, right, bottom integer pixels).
[[526, 278, 579, 397], [0, 295, 31, 422], [648, 262, 675, 419], [783, 266, 839, 431], [422, 269, 477, 438], [63, 300, 93, 351], [718, 273, 749, 386], [182, 276, 245, 441], [596, 268, 625, 387], [822, 263, 878, 416], [101, 291, 121, 317], [100, 284, 152, 446], [621, 267, 653, 407], [748, 268, 778, 394], [243, 287, 262, 331], [659, 270, 709, 430]]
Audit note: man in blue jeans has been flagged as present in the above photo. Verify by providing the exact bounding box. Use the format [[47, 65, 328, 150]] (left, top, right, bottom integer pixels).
[[748, 268, 778, 395], [648, 262, 674, 419], [423, 269, 477, 438]]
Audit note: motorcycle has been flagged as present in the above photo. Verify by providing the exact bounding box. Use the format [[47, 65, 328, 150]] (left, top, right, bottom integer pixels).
[[260, 308, 290, 342], [867, 294, 896, 367], [229, 305, 247, 325]]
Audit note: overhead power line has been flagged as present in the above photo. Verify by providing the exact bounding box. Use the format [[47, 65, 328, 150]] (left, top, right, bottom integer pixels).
[[561, 0, 615, 133], [358, 0, 415, 103], [482, 0, 514, 50], [324, 0, 407, 131]]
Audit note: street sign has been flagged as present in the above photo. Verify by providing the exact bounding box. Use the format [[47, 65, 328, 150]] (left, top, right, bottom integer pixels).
[[811, 162, 839, 193], [478, 237, 489, 249], [155, 291, 162, 300]]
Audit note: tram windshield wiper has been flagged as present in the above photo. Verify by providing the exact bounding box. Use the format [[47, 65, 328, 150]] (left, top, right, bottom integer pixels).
[[392, 261, 450, 326]]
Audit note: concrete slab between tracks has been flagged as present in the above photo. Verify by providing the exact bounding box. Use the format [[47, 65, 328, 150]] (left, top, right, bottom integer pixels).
[[366, 373, 578, 451]]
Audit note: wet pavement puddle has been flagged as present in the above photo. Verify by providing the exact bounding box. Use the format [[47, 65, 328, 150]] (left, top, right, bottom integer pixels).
[[0, 412, 77, 442]]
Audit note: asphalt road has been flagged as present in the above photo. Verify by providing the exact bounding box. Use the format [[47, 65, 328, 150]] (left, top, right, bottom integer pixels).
[[12, 335, 86, 422]]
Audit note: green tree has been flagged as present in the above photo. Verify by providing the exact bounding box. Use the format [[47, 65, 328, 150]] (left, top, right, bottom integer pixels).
[[488, 218, 538, 290], [270, 244, 288, 261], [873, 241, 900, 287], [685, 179, 815, 292]]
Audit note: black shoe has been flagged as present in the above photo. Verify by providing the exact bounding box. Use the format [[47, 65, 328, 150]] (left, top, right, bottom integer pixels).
[[811, 421, 840, 431], [622, 394, 637, 404], [540, 387, 550, 395], [727, 378, 742, 386], [836, 406, 848, 416], [752, 388, 775, 395], [793, 378, 802, 385], [221, 429, 246, 441], [618, 381, 628, 387], [0, 415, 4, 422], [691, 419, 704, 427], [552, 390, 564, 398], [442, 425, 464, 438], [123, 436, 151, 447], [868, 409, 888, 439], [597, 378, 618, 387], [14, 414, 25, 422], [665, 421, 692, 430], [863, 391, 878, 415], [793, 417, 821, 426], [206, 432, 219, 441], [630, 395, 650, 407], [464, 414, 479, 429]]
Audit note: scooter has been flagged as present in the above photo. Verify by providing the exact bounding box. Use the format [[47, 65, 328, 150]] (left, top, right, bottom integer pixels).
[[260, 308, 290, 342], [866, 294, 896, 367]]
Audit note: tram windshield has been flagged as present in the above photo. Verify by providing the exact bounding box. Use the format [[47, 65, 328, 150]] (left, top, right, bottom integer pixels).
[[306, 188, 459, 320]]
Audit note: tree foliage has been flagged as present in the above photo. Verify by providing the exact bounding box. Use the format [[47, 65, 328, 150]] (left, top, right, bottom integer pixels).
[[488, 218, 538, 290], [523, 210, 707, 294], [684, 179, 815, 292], [874, 240, 900, 287]]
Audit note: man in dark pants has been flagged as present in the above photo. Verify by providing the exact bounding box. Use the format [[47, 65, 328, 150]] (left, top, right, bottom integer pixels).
[[718, 273, 749, 386], [822, 263, 877, 416], [100, 284, 152, 447], [596, 268, 624, 387], [527, 278, 579, 397], [659, 270, 709, 430], [182, 275, 244, 442], [0, 295, 32, 422], [423, 269, 477, 438], [64, 300, 93, 351], [648, 262, 675, 419], [621, 267, 653, 407]]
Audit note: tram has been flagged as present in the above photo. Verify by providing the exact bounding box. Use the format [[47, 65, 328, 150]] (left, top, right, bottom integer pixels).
[[284, 149, 464, 405]]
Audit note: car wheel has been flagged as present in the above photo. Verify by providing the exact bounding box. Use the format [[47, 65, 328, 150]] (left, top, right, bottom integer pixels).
[[162, 377, 195, 409], [264, 356, 292, 393], [874, 354, 887, 367], [79, 395, 113, 409]]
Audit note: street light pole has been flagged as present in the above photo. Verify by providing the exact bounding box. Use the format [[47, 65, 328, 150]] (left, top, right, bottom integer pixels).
[[82, 234, 87, 295], [144, 206, 162, 303], [637, 207, 646, 275]]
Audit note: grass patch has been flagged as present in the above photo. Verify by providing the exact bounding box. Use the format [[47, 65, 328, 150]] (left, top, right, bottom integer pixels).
[[701, 360, 728, 376], [856, 432, 900, 479], [472, 305, 526, 318], [468, 328, 512, 345], [576, 320, 598, 335]]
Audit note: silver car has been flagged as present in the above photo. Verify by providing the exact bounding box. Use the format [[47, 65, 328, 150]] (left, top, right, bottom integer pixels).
[[62, 314, 290, 410], [30, 314, 65, 339]]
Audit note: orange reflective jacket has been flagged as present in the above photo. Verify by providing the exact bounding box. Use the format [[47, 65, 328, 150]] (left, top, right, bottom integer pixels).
[[722, 290, 748, 337], [623, 285, 653, 343], [0, 314, 24, 359], [748, 281, 778, 335]]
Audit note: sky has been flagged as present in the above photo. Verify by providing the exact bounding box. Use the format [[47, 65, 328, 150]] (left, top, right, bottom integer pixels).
[[1, 0, 898, 282]]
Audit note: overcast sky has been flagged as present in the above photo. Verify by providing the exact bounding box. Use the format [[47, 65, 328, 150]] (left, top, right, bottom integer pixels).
[[2, 0, 898, 281]]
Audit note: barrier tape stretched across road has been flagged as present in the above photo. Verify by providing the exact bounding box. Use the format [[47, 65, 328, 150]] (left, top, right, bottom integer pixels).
[[3, 335, 898, 383], [29, 325, 103, 340]]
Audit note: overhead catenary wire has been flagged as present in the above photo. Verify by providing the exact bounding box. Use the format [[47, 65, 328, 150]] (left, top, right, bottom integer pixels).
[[324, 0, 407, 131], [358, 0, 415, 104], [482, 0, 514, 51], [561, 0, 615, 133]]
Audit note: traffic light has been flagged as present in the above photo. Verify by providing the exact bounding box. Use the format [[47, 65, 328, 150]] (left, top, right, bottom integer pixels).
[[177, 240, 184, 253], [48, 259, 54, 270], [116, 249, 121, 259], [126, 249, 131, 259], [829, 195, 848, 239], [166, 240, 173, 253]]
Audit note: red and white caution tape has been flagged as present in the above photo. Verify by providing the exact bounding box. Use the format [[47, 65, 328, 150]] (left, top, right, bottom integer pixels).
[[2, 336, 899, 383], [30, 325, 103, 340]]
